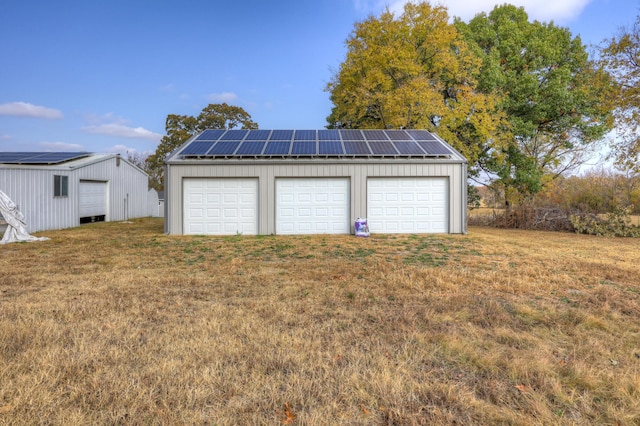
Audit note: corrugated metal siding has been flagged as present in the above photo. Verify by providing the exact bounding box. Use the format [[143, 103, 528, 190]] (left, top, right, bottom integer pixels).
[[166, 160, 467, 235], [76, 157, 148, 222], [0, 156, 149, 232], [148, 189, 163, 217], [0, 167, 77, 232]]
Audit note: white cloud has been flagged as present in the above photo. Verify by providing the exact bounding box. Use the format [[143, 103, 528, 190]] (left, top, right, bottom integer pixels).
[[207, 92, 238, 103], [82, 123, 163, 141], [80, 113, 163, 141], [0, 134, 11, 140], [0, 102, 63, 119], [440, 0, 592, 22], [108, 144, 133, 154], [159, 83, 175, 92], [354, 0, 592, 22], [38, 141, 84, 151], [106, 144, 153, 157], [83, 112, 123, 125]]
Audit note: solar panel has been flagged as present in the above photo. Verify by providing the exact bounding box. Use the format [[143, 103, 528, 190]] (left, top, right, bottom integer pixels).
[[244, 130, 271, 140], [209, 141, 240, 155], [32, 152, 84, 162], [344, 141, 371, 155], [0, 152, 29, 162], [339, 129, 363, 140], [220, 129, 248, 140], [180, 142, 214, 155], [0, 152, 90, 164], [363, 130, 389, 141], [406, 130, 436, 141], [369, 141, 398, 155], [393, 141, 425, 155], [318, 130, 341, 140], [175, 129, 455, 159], [319, 141, 344, 155], [292, 141, 316, 155], [418, 141, 452, 155], [236, 141, 265, 155], [384, 130, 412, 140], [293, 130, 316, 141], [263, 141, 291, 155], [47, 152, 89, 162], [270, 130, 293, 140], [196, 129, 225, 141]]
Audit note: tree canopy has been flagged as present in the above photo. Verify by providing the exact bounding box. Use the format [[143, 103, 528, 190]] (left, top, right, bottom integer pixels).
[[457, 5, 614, 201], [145, 103, 257, 190], [327, 2, 616, 205], [326, 2, 505, 169], [599, 15, 640, 172]]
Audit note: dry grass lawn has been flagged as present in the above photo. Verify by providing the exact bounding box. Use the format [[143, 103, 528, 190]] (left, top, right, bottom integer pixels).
[[1, 218, 639, 425]]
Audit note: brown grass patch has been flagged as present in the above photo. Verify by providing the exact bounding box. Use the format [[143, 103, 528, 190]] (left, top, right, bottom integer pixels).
[[1, 219, 640, 424]]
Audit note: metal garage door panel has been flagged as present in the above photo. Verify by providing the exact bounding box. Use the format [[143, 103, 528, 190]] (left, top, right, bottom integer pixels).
[[367, 177, 448, 234], [183, 178, 258, 235], [79, 181, 107, 217], [276, 178, 349, 235]]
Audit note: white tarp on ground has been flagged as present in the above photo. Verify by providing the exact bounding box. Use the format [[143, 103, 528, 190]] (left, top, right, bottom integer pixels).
[[0, 189, 49, 244]]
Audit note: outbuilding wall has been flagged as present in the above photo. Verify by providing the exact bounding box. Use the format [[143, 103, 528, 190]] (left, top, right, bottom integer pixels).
[[165, 159, 467, 235], [0, 156, 149, 232], [147, 189, 164, 217], [1, 166, 78, 232]]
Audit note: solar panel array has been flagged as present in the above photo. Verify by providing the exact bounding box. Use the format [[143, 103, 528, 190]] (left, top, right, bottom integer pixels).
[[177, 129, 454, 159], [0, 152, 90, 165]]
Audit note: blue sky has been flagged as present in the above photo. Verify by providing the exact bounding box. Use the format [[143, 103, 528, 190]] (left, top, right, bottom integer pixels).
[[1, 0, 638, 157]]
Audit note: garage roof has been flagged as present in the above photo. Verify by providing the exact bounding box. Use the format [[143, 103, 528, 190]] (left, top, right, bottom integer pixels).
[[168, 129, 466, 161]]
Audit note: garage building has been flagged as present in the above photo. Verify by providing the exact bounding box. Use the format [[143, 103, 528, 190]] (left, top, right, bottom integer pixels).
[[165, 129, 467, 235], [0, 152, 151, 233]]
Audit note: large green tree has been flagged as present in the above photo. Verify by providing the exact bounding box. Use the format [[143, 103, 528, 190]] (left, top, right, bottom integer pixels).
[[600, 15, 640, 172], [457, 5, 614, 203], [326, 2, 505, 169], [146, 103, 258, 190]]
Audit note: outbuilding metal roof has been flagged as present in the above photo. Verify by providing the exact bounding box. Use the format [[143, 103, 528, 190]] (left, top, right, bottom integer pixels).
[[0, 153, 146, 173], [169, 129, 466, 161], [0, 152, 90, 165]]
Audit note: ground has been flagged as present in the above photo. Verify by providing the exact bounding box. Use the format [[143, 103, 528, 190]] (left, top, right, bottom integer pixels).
[[0, 218, 639, 424]]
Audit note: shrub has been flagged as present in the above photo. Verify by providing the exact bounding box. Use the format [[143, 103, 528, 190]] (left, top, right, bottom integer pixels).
[[468, 205, 575, 232], [570, 205, 640, 237]]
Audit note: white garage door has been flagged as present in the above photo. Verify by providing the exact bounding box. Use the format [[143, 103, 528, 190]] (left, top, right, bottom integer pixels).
[[79, 180, 107, 218], [276, 178, 350, 234], [183, 178, 258, 235], [368, 177, 448, 233]]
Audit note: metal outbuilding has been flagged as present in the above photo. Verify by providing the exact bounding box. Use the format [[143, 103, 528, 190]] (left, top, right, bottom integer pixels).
[[165, 129, 468, 235], [0, 152, 151, 233]]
